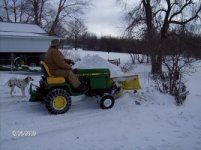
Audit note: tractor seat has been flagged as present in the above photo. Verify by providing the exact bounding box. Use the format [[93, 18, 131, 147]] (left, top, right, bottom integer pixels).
[[40, 61, 65, 84]]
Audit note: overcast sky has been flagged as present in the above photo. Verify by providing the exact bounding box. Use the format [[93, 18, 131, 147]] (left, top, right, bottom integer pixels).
[[84, 0, 124, 37]]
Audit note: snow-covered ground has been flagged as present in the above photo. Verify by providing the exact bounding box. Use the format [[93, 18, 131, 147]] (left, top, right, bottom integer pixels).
[[0, 51, 201, 150]]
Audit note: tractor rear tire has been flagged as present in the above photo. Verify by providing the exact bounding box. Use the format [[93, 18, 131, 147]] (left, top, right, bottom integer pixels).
[[44, 88, 71, 114], [99, 94, 115, 109]]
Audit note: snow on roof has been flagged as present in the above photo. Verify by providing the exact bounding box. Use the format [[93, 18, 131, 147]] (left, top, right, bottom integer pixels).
[[0, 22, 48, 37]]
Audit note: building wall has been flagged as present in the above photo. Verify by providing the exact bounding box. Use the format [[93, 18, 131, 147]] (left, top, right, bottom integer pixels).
[[0, 36, 51, 53], [0, 52, 45, 66], [0, 36, 53, 66]]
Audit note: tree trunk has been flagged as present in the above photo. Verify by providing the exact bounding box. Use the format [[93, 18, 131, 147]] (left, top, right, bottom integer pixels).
[[151, 47, 162, 74], [129, 53, 135, 64]]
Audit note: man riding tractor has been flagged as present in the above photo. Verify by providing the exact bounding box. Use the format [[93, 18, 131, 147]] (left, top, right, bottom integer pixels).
[[44, 39, 88, 93], [29, 39, 141, 114]]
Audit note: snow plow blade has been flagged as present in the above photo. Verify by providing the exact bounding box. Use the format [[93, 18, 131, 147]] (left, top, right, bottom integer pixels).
[[111, 74, 141, 90]]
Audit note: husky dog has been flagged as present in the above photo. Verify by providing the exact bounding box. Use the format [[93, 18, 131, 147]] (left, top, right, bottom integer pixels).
[[6, 76, 34, 96]]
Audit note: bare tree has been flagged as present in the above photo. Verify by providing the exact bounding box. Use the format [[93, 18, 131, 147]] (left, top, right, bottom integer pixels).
[[0, 0, 11, 22], [118, 0, 201, 104], [155, 0, 201, 75], [29, 0, 48, 26], [48, 0, 88, 36], [157, 50, 195, 104], [118, 0, 201, 74], [66, 18, 87, 50], [118, 0, 161, 73], [0, 0, 32, 23], [0, 0, 89, 38]]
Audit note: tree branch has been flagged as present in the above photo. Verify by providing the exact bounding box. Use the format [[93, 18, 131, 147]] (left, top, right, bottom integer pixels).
[[169, 0, 193, 21], [169, 5, 201, 25], [153, 8, 167, 17]]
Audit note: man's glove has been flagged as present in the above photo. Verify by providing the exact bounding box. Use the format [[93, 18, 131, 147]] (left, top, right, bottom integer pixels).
[[70, 60, 75, 65], [65, 59, 75, 65], [73, 68, 78, 74]]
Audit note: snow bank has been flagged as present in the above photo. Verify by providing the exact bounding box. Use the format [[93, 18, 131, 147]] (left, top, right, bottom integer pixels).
[[1, 52, 201, 150], [73, 54, 124, 77]]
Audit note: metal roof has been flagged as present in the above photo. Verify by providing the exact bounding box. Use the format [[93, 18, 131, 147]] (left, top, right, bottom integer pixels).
[[0, 22, 54, 38], [0, 22, 63, 53]]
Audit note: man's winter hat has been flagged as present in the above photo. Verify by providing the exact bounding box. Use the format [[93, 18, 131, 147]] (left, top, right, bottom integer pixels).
[[51, 39, 60, 46]]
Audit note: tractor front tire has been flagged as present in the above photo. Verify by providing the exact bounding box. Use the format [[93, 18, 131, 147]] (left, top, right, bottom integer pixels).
[[99, 94, 115, 109], [44, 88, 71, 114]]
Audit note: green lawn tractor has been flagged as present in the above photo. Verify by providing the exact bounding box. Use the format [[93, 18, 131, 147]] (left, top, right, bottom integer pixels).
[[29, 61, 141, 114]]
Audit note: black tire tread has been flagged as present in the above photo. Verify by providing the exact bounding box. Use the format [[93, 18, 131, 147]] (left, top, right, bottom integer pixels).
[[100, 94, 115, 109], [44, 88, 71, 114]]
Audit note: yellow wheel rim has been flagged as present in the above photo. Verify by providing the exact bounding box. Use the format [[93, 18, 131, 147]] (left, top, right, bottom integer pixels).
[[53, 96, 67, 110]]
